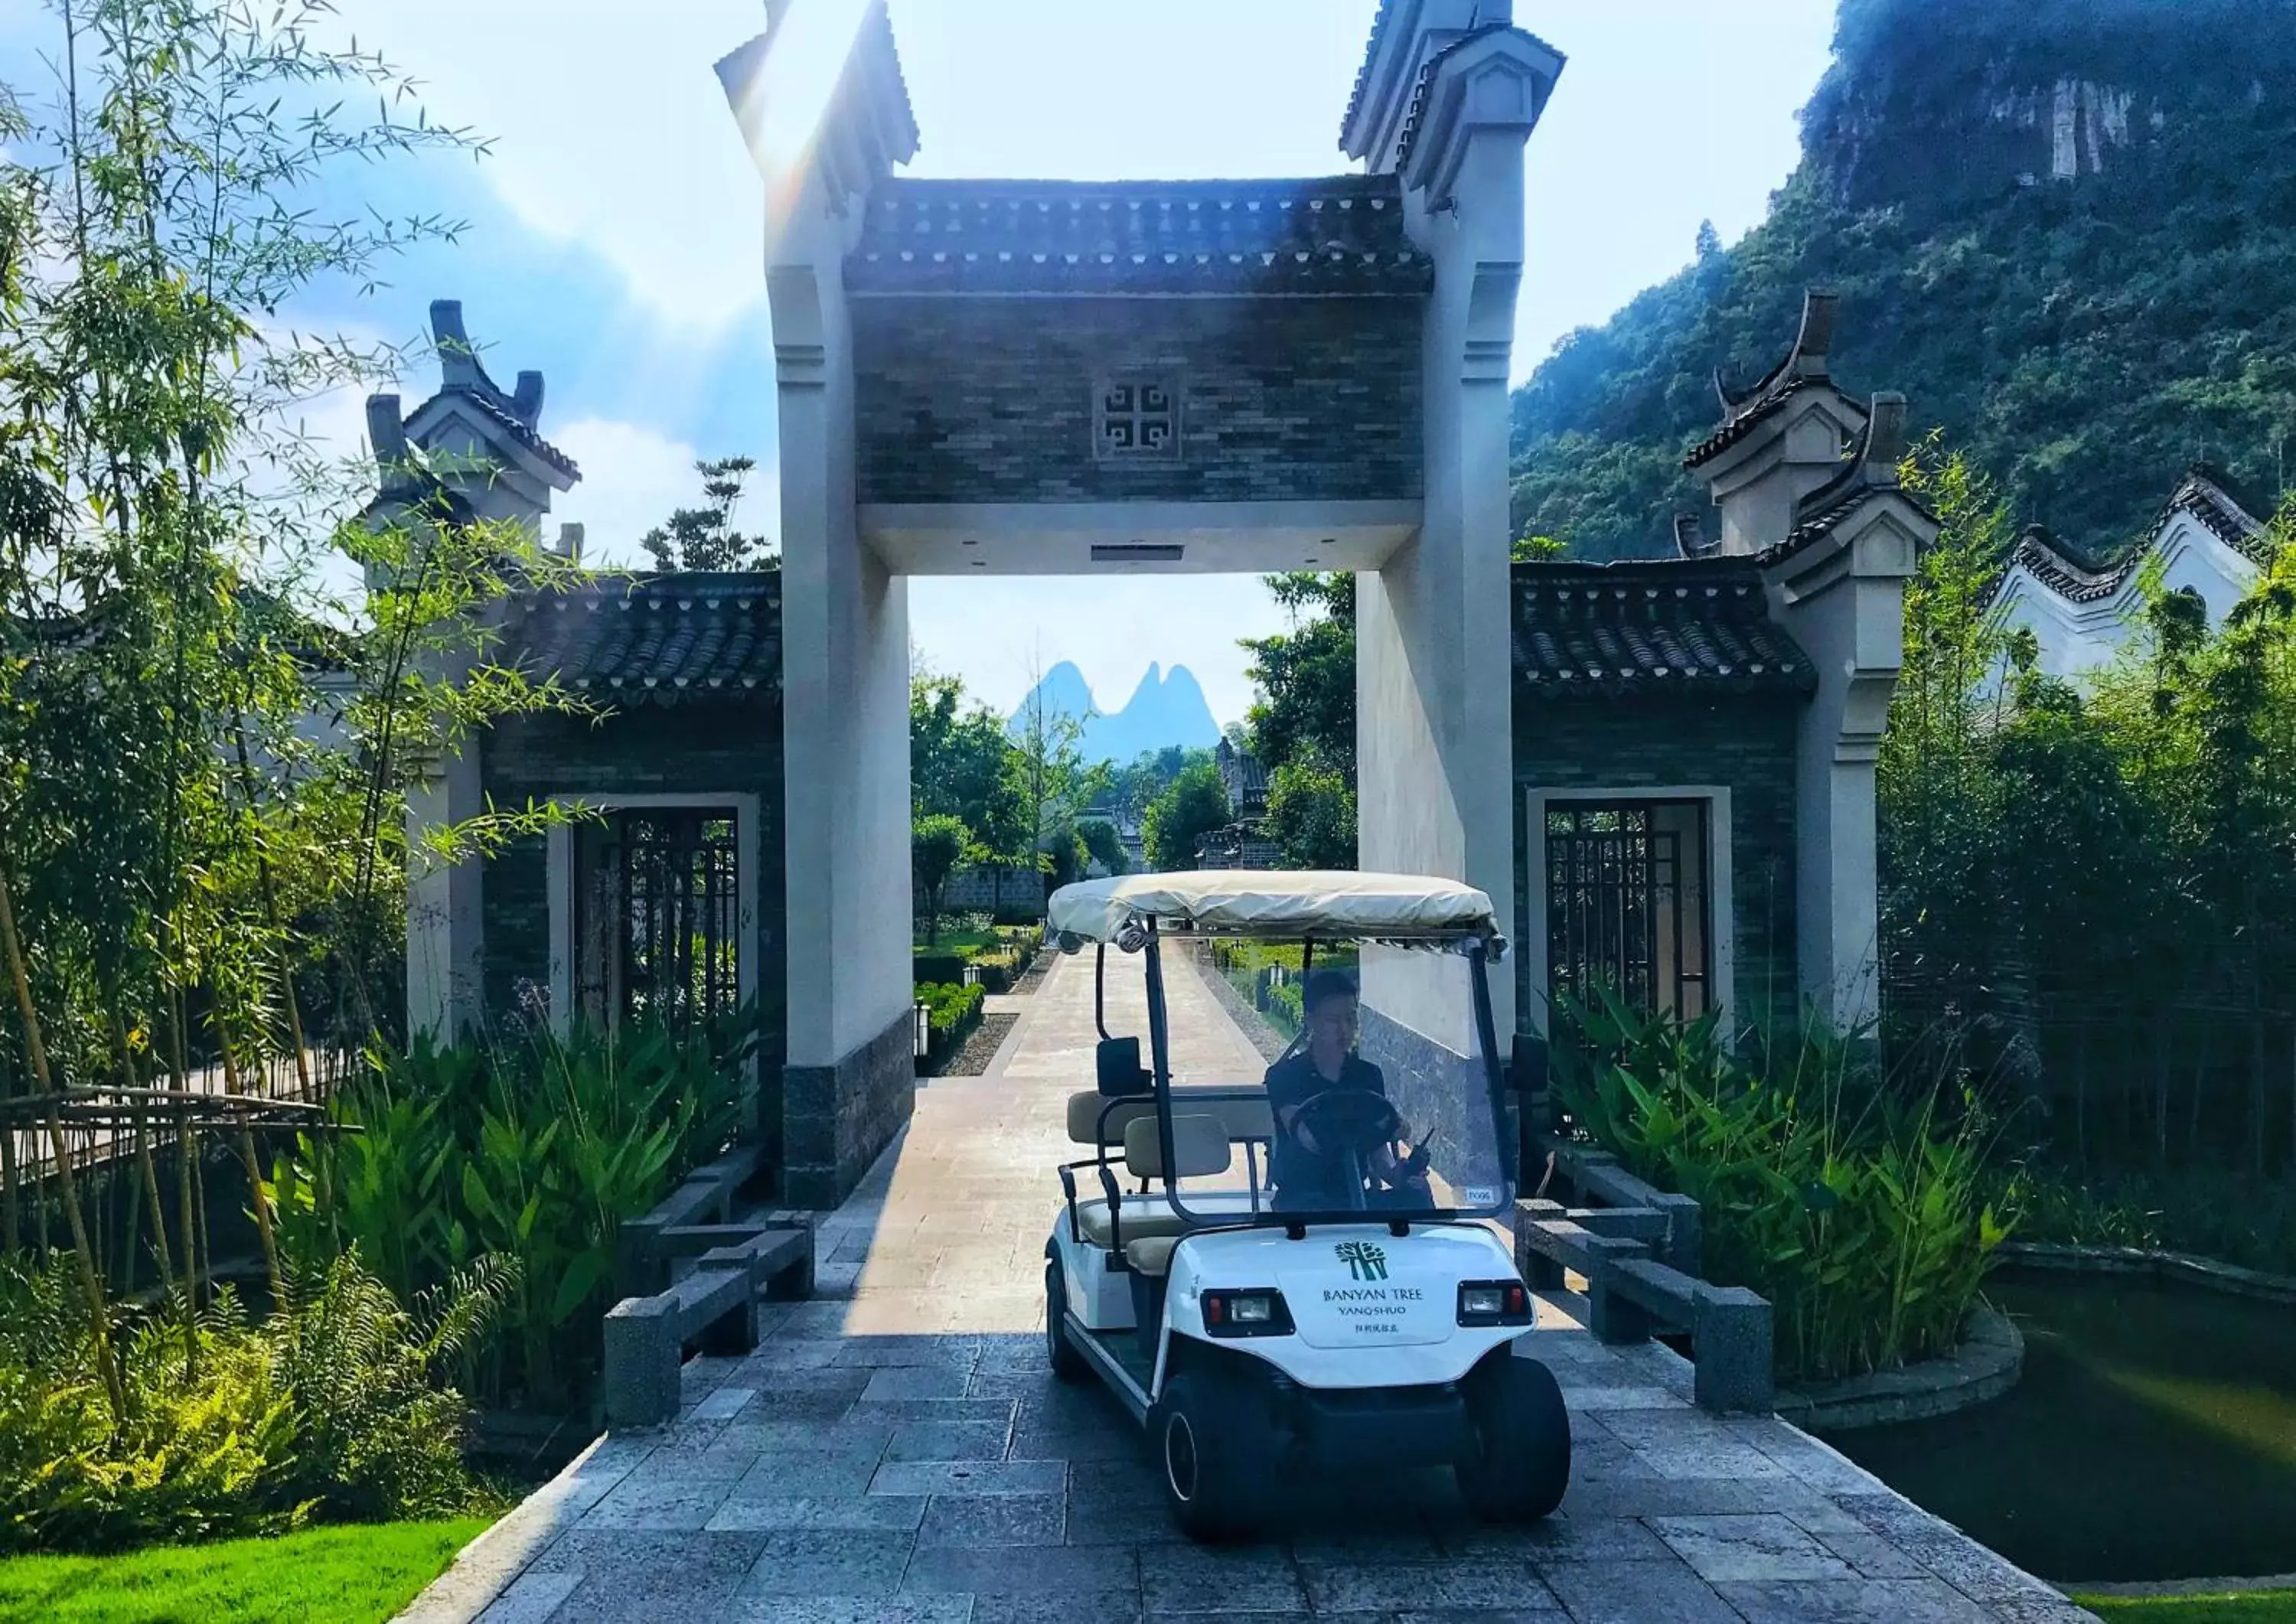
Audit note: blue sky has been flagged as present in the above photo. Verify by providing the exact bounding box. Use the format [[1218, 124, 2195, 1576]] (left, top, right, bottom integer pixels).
[[2, 0, 1838, 726]]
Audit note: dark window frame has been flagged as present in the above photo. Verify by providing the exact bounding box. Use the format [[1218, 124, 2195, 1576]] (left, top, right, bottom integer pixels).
[[1543, 797, 1713, 1024], [573, 807, 742, 1033]]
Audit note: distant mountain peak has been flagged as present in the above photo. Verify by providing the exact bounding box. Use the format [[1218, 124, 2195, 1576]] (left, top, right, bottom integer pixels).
[[1010, 661, 1220, 765]]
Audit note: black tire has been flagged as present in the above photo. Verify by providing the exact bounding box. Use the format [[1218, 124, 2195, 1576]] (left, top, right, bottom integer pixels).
[[1455, 1352, 1571, 1522], [1153, 1368, 1277, 1541], [1045, 1257, 1089, 1383]]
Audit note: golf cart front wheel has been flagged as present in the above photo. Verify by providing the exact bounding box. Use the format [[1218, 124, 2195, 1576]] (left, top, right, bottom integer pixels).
[[1155, 1370, 1276, 1541], [1455, 1353, 1570, 1522], [1045, 1258, 1088, 1383]]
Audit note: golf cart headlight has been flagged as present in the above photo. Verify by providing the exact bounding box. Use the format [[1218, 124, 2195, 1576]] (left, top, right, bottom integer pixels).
[[1457, 1280, 1532, 1326], [1202, 1288, 1293, 1337]]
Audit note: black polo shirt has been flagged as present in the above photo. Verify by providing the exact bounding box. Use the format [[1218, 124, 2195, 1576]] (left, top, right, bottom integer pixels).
[[1263, 1049, 1389, 1127], [1263, 1049, 1390, 1198]]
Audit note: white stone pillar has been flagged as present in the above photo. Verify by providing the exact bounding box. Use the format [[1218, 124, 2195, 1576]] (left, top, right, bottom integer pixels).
[[1764, 522, 1919, 1032], [742, 64, 919, 1202], [404, 742, 485, 1040], [1360, 34, 1557, 1042]]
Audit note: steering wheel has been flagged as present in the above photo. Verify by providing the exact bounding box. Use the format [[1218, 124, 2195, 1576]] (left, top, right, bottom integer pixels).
[[1287, 1088, 1407, 1208]]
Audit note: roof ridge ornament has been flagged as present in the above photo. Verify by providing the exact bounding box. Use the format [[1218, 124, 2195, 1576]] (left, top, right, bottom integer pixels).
[[1716, 289, 1838, 415]]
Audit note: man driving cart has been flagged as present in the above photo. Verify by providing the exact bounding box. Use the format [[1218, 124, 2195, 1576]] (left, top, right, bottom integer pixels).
[[1263, 970, 1432, 1210]]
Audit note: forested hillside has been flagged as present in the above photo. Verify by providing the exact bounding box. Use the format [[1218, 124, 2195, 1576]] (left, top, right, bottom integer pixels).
[[1511, 0, 2296, 561]]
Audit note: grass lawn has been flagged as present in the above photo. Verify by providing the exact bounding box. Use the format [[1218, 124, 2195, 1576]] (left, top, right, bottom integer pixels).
[[0, 1519, 489, 1624], [2079, 1593, 2296, 1622], [915, 927, 999, 955]]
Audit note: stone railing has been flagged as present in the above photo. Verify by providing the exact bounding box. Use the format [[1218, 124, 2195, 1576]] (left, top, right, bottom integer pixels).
[[1515, 1135, 1774, 1414], [602, 1146, 816, 1427]]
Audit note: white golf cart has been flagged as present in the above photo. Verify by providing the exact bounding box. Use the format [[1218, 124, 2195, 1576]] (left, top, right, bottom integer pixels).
[[1041, 871, 1570, 1540]]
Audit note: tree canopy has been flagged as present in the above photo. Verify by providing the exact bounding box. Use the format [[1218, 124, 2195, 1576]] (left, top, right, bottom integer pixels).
[[641, 457, 773, 572], [1143, 763, 1231, 873], [1508, 0, 2296, 562]]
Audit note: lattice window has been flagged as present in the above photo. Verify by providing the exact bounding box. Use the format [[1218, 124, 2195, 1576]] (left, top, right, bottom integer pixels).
[[1545, 800, 1711, 1022], [574, 808, 741, 1032], [1094, 378, 1182, 463]]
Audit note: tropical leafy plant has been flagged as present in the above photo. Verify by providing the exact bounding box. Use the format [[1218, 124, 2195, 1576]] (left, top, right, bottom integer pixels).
[[272, 1011, 753, 1411], [1551, 990, 2012, 1384]]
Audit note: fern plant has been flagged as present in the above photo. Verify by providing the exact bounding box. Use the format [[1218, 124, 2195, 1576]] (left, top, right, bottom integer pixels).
[[0, 1251, 505, 1554]]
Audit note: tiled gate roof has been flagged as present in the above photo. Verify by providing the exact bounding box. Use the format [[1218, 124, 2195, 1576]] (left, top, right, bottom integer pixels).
[[846, 174, 1431, 295], [506, 572, 780, 703], [1513, 559, 1815, 699]]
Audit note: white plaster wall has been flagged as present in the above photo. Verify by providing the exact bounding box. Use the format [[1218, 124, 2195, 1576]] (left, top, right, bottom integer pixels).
[[1763, 516, 1917, 1032], [771, 194, 915, 1069], [1994, 513, 2263, 682], [1359, 127, 1521, 1041]]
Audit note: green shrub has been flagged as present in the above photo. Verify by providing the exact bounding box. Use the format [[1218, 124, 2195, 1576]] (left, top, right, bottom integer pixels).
[[912, 954, 968, 986], [0, 1251, 507, 1554], [272, 1009, 754, 1412], [1551, 993, 2011, 1384], [916, 982, 985, 1052], [2004, 1164, 2296, 1277]]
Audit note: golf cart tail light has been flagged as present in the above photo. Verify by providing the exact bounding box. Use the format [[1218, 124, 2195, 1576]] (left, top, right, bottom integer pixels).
[[1232, 1295, 1274, 1324], [1204, 1294, 1224, 1325], [1462, 1286, 1505, 1318], [1507, 1283, 1528, 1316]]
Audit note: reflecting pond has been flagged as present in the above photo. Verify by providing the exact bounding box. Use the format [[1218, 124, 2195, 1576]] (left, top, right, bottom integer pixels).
[[1832, 1270, 2296, 1583]]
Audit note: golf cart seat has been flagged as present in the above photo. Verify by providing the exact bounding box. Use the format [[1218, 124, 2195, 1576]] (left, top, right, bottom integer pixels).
[[1125, 1234, 1182, 1277], [1063, 1091, 1274, 1252], [1114, 1114, 1230, 1280], [1065, 1088, 1274, 1149]]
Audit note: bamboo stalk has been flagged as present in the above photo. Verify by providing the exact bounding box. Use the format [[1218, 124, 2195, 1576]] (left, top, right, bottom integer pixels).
[[0, 856, 126, 1417], [230, 703, 319, 1110], [215, 1026, 282, 1303], [175, 1111, 197, 1379]]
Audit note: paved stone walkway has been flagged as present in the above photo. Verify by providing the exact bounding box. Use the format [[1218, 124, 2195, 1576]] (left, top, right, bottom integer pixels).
[[406, 948, 2096, 1624]]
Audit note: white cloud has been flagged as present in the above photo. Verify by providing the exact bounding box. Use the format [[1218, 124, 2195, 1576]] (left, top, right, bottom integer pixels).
[[329, 0, 768, 331], [549, 417, 704, 566]]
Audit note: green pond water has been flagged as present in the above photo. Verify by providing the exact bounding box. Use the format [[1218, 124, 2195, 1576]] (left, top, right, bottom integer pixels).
[[1832, 1271, 2296, 1583]]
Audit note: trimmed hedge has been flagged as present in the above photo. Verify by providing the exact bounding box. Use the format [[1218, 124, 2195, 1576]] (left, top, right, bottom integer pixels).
[[912, 954, 968, 987], [917, 981, 986, 1054]]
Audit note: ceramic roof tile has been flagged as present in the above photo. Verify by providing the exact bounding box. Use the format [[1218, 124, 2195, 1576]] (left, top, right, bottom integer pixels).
[[846, 175, 1430, 295], [1513, 559, 1814, 699], [507, 572, 779, 704]]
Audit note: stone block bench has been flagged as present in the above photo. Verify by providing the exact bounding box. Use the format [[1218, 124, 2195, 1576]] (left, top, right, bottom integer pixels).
[[1516, 1195, 1773, 1414], [603, 1225, 814, 1428], [615, 1146, 771, 1298]]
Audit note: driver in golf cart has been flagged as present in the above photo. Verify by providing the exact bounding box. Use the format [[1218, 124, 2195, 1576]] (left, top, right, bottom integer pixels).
[[1264, 970, 1432, 1211]]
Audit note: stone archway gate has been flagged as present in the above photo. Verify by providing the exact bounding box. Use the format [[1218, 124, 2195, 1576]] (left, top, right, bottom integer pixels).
[[715, 1, 1563, 1205]]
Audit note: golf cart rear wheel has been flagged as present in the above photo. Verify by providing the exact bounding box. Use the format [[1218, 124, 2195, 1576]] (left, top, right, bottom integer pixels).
[[1155, 1369, 1276, 1541], [1455, 1354, 1571, 1522], [1045, 1258, 1088, 1383]]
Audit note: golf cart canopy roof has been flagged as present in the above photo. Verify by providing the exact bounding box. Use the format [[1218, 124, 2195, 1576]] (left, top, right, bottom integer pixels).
[[1047, 870, 1505, 954]]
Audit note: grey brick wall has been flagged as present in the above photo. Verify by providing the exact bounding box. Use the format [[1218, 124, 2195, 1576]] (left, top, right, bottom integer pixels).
[[477, 703, 790, 1176], [479, 703, 785, 1027], [1512, 697, 1802, 1039], [852, 295, 1423, 504]]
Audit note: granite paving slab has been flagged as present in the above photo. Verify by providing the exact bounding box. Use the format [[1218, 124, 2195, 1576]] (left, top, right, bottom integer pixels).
[[403, 947, 2095, 1623]]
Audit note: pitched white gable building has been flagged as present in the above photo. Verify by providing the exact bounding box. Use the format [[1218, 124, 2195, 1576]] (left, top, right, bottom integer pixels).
[[1991, 467, 2276, 679]]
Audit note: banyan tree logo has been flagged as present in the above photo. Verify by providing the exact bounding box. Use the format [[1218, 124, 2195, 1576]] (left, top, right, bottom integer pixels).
[[1335, 1241, 1388, 1282]]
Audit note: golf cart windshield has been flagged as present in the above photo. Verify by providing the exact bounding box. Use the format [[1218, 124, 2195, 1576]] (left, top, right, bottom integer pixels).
[[1050, 872, 1516, 1232]]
